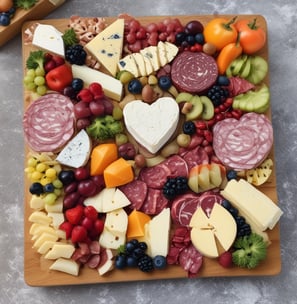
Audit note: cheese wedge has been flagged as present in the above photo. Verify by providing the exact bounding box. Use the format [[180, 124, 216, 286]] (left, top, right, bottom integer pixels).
[[140, 46, 160, 71], [157, 41, 168, 66], [104, 208, 128, 234], [118, 54, 140, 77], [164, 42, 179, 62], [221, 179, 283, 231], [85, 19, 124, 76], [44, 243, 75, 259], [132, 52, 147, 76], [50, 258, 80, 276]]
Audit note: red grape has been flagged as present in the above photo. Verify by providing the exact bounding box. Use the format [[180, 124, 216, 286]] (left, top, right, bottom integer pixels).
[[89, 100, 105, 116], [63, 192, 81, 210], [84, 205, 98, 221], [74, 101, 92, 119], [77, 179, 97, 197], [76, 118, 91, 130], [74, 167, 90, 181]]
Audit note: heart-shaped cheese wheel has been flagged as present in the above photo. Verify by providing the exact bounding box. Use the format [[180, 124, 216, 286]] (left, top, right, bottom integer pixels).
[[123, 97, 179, 154]]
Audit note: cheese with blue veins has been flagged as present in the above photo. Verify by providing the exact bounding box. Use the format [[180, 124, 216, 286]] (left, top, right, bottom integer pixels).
[[56, 129, 91, 168], [85, 19, 124, 76], [32, 24, 65, 57]]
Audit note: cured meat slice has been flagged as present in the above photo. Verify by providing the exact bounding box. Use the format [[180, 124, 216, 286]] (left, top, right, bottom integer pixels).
[[162, 154, 188, 177], [140, 188, 169, 215], [139, 163, 171, 189], [181, 146, 209, 170], [171, 51, 218, 94], [199, 191, 224, 217], [23, 93, 75, 152], [171, 193, 201, 226], [119, 180, 148, 210], [178, 244, 203, 277], [213, 112, 273, 170], [227, 76, 255, 97]]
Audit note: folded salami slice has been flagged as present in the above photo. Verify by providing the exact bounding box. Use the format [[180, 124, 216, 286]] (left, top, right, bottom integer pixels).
[[23, 93, 75, 152], [213, 112, 273, 170]]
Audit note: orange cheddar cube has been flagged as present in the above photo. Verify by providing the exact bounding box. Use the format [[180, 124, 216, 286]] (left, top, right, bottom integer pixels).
[[103, 157, 134, 188], [127, 209, 151, 239]]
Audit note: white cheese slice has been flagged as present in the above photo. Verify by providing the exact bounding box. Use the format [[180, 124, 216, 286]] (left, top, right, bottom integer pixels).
[[140, 46, 160, 71], [33, 232, 59, 249], [45, 197, 63, 213], [71, 64, 123, 101], [146, 208, 171, 258], [118, 54, 140, 77], [47, 212, 65, 229], [104, 208, 128, 233], [102, 188, 131, 213], [50, 258, 80, 276], [132, 52, 147, 76], [29, 211, 52, 225], [157, 41, 168, 67], [123, 97, 179, 154], [221, 179, 283, 231], [44, 243, 75, 260], [56, 129, 91, 168], [32, 24, 65, 57], [99, 228, 126, 250], [164, 42, 179, 62], [85, 19, 124, 76], [141, 52, 154, 75], [37, 240, 58, 255], [190, 203, 237, 258]]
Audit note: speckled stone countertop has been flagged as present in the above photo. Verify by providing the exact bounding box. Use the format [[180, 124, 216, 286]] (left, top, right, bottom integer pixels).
[[1, 0, 297, 303]]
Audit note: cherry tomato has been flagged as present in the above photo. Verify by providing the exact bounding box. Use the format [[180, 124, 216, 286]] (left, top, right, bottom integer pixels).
[[0, 0, 13, 13], [235, 18, 266, 54], [203, 17, 238, 51]]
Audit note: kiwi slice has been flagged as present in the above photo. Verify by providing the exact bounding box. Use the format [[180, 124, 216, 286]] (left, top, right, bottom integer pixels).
[[176, 92, 193, 103], [200, 96, 214, 120], [239, 56, 252, 78], [186, 95, 203, 121], [246, 56, 268, 85]]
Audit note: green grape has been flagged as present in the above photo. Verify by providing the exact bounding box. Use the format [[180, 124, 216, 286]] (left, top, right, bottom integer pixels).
[[112, 106, 123, 120], [52, 179, 63, 189], [27, 157, 38, 167], [36, 163, 47, 173], [25, 82, 37, 91], [54, 188, 62, 197], [36, 85, 47, 96], [24, 75, 35, 84], [35, 67, 45, 77], [44, 193, 57, 205], [45, 168, 57, 178], [27, 69, 36, 77], [34, 76, 45, 86], [40, 176, 52, 186]]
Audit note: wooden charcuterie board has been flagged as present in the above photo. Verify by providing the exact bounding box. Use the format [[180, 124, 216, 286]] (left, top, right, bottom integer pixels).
[[0, 0, 66, 47], [22, 15, 281, 287]]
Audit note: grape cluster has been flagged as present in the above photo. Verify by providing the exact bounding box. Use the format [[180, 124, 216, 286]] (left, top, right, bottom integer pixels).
[[163, 176, 188, 200], [221, 200, 252, 238], [23, 68, 47, 96], [115, 239, 167, 272]]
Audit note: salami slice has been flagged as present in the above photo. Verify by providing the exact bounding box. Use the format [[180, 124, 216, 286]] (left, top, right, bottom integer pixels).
[[213, 112, 273, 170], [171, 192, 201, 226], [162, 154, 188, 177], [140, 188, 169, 215], [178, 244, 203, 277], [198, 191, 224, 217], [171, 51, 218, 94], [119, 180, 148, 210], [23, 93, 75, 152], [181, 146, 209, 170], [139, 163, 171, 189]]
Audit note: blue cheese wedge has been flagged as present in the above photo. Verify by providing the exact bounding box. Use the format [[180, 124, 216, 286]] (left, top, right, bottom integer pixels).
[[32, 24, 65, 57], [56, 129, 91, 168], [157, 41, 168, 66], [85, 19, 124, 76], [118, 54, 140, 77], [140, 46, 160, 71], [123, 97, 179, 153], [164, 42, 179, 62], [132, 52, 147, 76]]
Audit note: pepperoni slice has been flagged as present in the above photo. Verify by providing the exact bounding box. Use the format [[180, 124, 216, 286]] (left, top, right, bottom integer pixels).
[[178, 244, 203, 277], [213, 113, 273, 170], [23, 93, 75, 152]]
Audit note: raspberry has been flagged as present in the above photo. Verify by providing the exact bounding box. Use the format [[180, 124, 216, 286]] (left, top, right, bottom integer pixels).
[[218, 251, 233, 268]]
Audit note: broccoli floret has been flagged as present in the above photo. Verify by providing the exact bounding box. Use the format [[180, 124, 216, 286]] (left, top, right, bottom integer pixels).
[[26, 50, 45, 72], [86, 115, 123, 141], [232, 233, 267, 269], [62, 28, 79, 48], [15, 0, 38, 10]]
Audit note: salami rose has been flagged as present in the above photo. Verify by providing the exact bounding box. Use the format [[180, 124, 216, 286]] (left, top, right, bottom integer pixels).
[[23, 93, 75, 152], [212, 112, 273, 170]]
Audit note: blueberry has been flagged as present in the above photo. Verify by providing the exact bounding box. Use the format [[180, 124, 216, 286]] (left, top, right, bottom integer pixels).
[[44, 183, 55, 193], [153, 255, 167, 269], [126, 256, 137, 267], [158, 75, 172, 90], [71, 78, 84, 92], [29, 182, 44, 196], [115, 255, 126, 269], [217, 75, 230, 86], [132, 247, 145, 259], [58, 170, 75, 186], [227, 170, 237, 180], [182, 121, 196, 135], [194, 33, 204, 45], [138, 242, 148, 251], [185, 34, 195, 46], [175, 32, 186, 46], [125, 241, 136, 253], [128, 79, 142, 94], [0, 13, 10, 26]]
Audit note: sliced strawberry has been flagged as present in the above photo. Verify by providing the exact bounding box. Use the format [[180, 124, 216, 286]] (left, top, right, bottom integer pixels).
[[65, 205, 84, 225], [71, 225, 88, 243], [59, 221, 73, 239], [218, 251, 233, 268]]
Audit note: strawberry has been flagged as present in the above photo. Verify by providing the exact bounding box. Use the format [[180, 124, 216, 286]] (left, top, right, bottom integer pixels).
[[71, 225, 88, 243], [89, 82, 104, 100], [65, 205, 84, 225], [218, 251, 233, 268], [77, 88, 93, 103], [59, 221, 73, 239], [84, 205, 98, 221], [94, 219, 105, 235]]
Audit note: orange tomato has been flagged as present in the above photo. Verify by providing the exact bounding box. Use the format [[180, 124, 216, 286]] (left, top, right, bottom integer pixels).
[[235, 18, 266, 54], [0, 0, 13, 13], [203, 16, 238, 51]]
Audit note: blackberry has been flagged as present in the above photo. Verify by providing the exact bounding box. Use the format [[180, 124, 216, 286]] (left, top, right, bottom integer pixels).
[[138, 254, 154, 272], [207, 85, 229, 107], [65, 44, 87, 65], [182, 121, 196, 135], [163, 176, 188, 200]]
